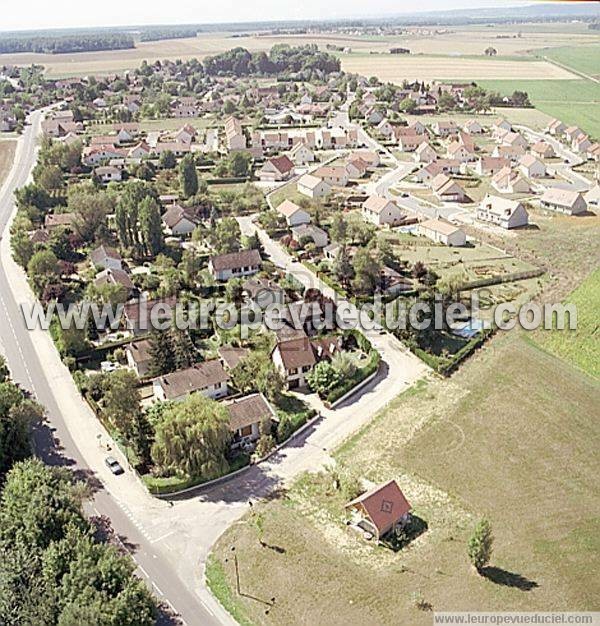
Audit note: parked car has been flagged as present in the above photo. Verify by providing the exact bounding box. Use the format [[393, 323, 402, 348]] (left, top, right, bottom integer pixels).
[[105, 456, 124, 475]]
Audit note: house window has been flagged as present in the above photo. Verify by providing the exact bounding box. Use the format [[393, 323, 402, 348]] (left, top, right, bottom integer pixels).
[[240, 425, 253, 437]]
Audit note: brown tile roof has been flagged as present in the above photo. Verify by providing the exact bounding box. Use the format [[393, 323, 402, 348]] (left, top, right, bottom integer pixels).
[[94, 268, 134, 291], [346, 479, 411, 537], [210, 249, 261, 273], [218, 345, 249, 370], [226, 393, 275, 432], [156, 361, 229, 400], [274, 336, 316, 370], [127, 339, 151, 365], [90, 244, 121, 265], [266, 155, 294, 175]]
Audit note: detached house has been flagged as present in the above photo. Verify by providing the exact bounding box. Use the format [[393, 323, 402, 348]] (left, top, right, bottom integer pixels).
[[276, 199, 310, 227], [478, 194, 529, 229], [90, 245, 122, 271], [345, 480, 411, 542], [289, 142, 315, 165], [126, 339, 152, 377], [209, 249, 262, 281], [491, 166, 531, 194], [272, 337, 316, 389], [362, 195, 404, 227], [474, 156, 510, 176], [153, 360, 230, 402], [258, 155, 295, 182], [313, 165, 348, 187], [418, 219, 466, 247], [545, 118, 566, 136], [531, 141, 555, 159], [297, 174, 331, 199], [540, 188, 587, 215], [431, 174, 468, 203], [226, 393, 277, 449], [519, 154, 546, 178], [162, 205, 199, 236], [432, 120, 457, 137], [414, 142, 437, 163]]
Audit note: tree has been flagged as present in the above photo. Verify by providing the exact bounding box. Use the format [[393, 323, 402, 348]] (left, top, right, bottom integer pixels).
[[333, 246, 355, 289], [171, 329, 196, 370], [102, 370, 142, 438], [159, 150, 176, 169], [484, 46, 497, 56], [398, 97, 417, 114], [138, 195, 164, 257], [225, 277, 245, 306], [68, 183, 113, 243], [11, 228, 34, 268], [468, 518, 494, 571], [148, 329, 176, 376], [329, 213, 348, 244], [306, 361, 341, 397], [151, 394, 231, 479], [230, 352, 284, 400], [27, 249, 60, 296], [352, 248, 380, 295], [212, 217, 241, 254], [179, 154, 198, 198]]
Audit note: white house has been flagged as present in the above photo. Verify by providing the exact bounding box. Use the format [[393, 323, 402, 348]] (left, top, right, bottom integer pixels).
[[209, 249, 262, 281], [519, 154, 546, 178], [90, 245, 122, 271], [276, 200, 310, 227], [226, 393, 276, 449], [289, 142, 315, 165], [540, 188, 587, 215], [362, 195, 404, 227], [291, 224, 329, 248], [313, 165, 348, 187], [258, 155, 295, 182], [418, 219, 466, 246], [271, 337, 316, 389], [162, 205, 198, 236], [94, 165, 122, 183], [478, 194, 529, 229], [153, 361, 230, 402], [297, 174, 331, 199], [415, 142, 437, 163]]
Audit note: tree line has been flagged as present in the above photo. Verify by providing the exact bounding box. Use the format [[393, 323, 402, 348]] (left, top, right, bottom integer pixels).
[[0, 34, 134, 55]]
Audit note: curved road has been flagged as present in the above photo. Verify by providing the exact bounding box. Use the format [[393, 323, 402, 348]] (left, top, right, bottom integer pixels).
[[0, 110, 230, 626]]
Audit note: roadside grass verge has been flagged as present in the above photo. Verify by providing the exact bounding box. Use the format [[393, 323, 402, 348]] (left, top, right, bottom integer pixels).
[[0, 140, 16, 188], [205, 555, 255, 626]]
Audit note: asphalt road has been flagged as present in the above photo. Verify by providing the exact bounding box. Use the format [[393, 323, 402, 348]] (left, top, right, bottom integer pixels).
[[0, 110, 225, 626]]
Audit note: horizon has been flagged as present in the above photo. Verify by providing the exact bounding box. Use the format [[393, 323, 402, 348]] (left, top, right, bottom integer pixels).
[[0, 1, 590, 34]]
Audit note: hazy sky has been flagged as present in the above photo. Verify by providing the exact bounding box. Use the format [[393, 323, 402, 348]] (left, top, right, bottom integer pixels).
[[3, 0, 534, 32]]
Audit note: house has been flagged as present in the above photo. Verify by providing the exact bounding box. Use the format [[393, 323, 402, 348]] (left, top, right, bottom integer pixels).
[[408, 120, 426, 135], [531, 141, 555, 159], [545, 118, 566, 136], [174, 124, 197, 145], [258, 155, 295, 182], [584, 184, 600, 207], [500, 131, 528, 150], [276, 200, 310, 227], [291, 224, 329, 249], [126, 339, 152, 377], [271, 337, 317, 388], [588, 143, 600, 162], [162, 205, 199, 236], [289, 142, 315, 165], [224, 116, 246, 151], [463, 119, 483, 134], [493, 117, 512, 136], [93, 268, 134, 294], [209, 249, 262, 281], [297, 174, 331, 199], [478, 194, 529, 229], [362, 194, 404, 227], [540, 188, 587, 215], [376, 118, 394, 138], [431, 174, 468, 203], [94, 165, 122, 183], [153, 360, 230, 402], [474, 156, 510, 176], [432, 120, 457, 137], [345, 157, 368, 179], [90, 245, 122, 271], [242, 277, 286, 308], [564, 126, 584, 142], [418, 219, 466, 247], [313, 165, 348, 187], [446, 141, 474, 163], [364, 107, 384, 125], [492, 144, 526, 163], [414, 142, 437, 163], [123, 296, 176, 335], [345, 479, 411, 541], [519, 154, 546, 178], [226, 393, 277, 449], [218, 344, 250, 370], [491, 166, 531, 194], [572, 133, 592, 154], [398, 134, 421, 152], [44, 213, 77, 232], [352, 150, 380, 168]]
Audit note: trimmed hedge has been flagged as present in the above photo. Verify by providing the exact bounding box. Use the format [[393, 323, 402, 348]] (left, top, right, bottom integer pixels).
[[325, 349, 380, 404]]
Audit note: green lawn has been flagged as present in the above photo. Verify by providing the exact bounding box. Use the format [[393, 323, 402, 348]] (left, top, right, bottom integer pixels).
[[541, 45, 600, 79], [534, 268, 600, 380], [209, 332, 600, 624], [477, 79, 600, 139]]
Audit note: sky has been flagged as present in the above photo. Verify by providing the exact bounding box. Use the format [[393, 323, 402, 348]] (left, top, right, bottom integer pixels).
[[2, 0, 535, 32]]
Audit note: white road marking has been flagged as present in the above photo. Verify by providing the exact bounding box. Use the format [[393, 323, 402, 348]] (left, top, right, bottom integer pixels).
[[150, 530, 175, 544]]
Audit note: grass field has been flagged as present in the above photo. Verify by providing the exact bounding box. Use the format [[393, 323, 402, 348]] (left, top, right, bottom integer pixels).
[[535, 268, 600, 379], [208, 331, 600, 625], [0, 140, 16, 188], [477, 79, 600, 138], [541, 45, 600, 80]]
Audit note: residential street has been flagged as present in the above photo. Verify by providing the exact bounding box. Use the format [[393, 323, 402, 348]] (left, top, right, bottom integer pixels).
[[0, 109, 427, 626]]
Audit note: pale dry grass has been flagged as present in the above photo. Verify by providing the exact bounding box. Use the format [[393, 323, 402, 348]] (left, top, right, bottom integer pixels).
[[0, 140, 16, 188]]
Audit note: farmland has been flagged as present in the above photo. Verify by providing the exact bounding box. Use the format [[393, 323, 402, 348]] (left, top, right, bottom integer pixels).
[[208, 332, 600, 625], [535, 268, 600, 380], [541, 44, 600, 79], [0, 140, 16, 188], [477, 79, 600, 138]]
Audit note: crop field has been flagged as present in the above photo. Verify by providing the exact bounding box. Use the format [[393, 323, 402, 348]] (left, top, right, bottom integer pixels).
[[208, 331, 600, 625], [477, 79, 600, 138], [0, 140, 16, 188], [535, 268, 600, 380], [340, 55, 577, 82], [541, 45, 600, 79]]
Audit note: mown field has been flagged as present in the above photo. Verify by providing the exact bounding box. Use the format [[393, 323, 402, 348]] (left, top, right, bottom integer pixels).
[[535, 268, 600, 379], [208, 331, 600, 625], [477, 78, 600, 138], [541, 44, 600, 79], [0, 140, 16, 188]]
